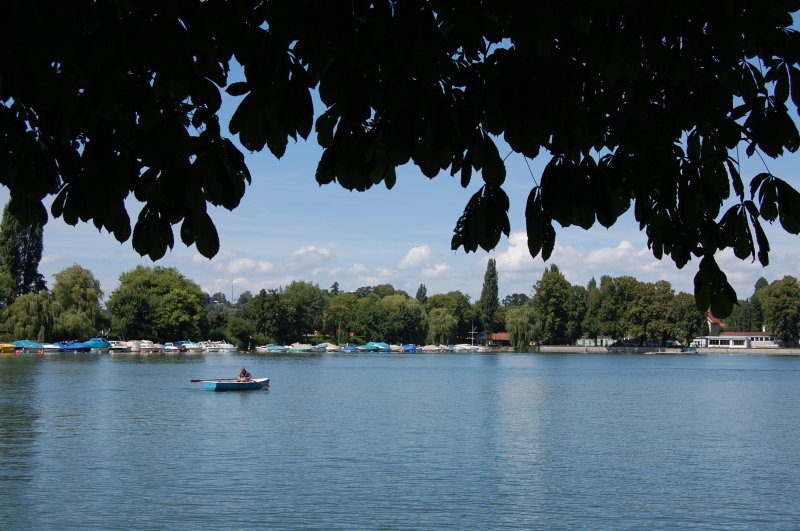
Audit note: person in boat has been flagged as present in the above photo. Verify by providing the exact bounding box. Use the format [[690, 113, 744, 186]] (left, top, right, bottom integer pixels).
[[237, 367, 252, 382]]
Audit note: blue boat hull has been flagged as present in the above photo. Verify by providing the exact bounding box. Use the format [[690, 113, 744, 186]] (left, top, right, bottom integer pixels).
[[203, 378, 269, 391]]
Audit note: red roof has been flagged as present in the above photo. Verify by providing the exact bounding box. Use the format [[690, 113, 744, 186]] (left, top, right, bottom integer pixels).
[[706, 310, 726, 326], [491, 332, 510, 341]]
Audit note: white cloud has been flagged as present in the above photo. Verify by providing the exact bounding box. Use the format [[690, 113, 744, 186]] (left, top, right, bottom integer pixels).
[[40, 254, 63, 266], [226, 258, 274, 274], [422, 263, 453, 278], [493, 232, 538, 272], [286, 245, 333, 269], [398, 245, 433, 269]]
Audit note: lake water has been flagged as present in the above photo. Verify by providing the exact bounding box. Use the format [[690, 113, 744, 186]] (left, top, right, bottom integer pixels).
[[1, 351, 799, 529]]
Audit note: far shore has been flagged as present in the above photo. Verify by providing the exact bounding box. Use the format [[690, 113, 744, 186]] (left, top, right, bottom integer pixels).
[[532, 345, 800, 356]]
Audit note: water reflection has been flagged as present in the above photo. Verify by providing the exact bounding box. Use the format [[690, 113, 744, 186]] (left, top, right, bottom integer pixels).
[[0, 355, 43, 528]]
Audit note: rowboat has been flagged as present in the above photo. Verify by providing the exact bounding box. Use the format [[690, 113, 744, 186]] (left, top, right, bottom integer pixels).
[[197, 378, 270, 391]]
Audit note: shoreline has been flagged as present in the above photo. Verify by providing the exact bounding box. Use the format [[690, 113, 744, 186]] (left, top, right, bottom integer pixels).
[[533, 345, 800, 356]]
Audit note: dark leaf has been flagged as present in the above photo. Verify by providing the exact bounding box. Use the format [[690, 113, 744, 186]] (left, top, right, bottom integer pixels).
[[693, 255, 737, 317], [226, 82, 250, 97], [481, 135, 506, 186], [727, 159, 744, 199], [195, 212, 220, 258]]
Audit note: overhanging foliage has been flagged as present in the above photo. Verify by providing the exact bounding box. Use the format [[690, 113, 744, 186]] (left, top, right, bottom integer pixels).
[[2, 1, 800, 316]]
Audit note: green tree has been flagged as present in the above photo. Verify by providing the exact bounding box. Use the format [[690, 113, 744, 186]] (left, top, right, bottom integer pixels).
[[479, 258, 499, 335], [51, 265, 105, 339], [531, 265, 576, 343], [5, 291, 55, 341], [236, 290, 253, 306], [210, 292, 228, 305], [671, 292, 705, 345], [502, 293, 530, 307], [425, 291, 475, 343], [642, 280, 676, 344], [371, 284, 397, 299], [427, 307, 457, 345], [323, 292, 358, 344], [106, 266, 206, 341], [582, 278, 601, 339], [226, 314, 256, 350], [246, 288, 297, 345], [4, 3, 799, 316], [0, 205, 46, 304], [762, 276, 800, 343], [380, 294, 426, 345], [350, 294, 389, 342], [750, 277, 770, 330], [594, 276, 641, 341], [282, 281, 328, 340], [506, 304, 540, 351], [415, 284, 428, 305]]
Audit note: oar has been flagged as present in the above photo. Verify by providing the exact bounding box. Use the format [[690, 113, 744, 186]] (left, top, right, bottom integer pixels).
[[190, 378, 233, 382]]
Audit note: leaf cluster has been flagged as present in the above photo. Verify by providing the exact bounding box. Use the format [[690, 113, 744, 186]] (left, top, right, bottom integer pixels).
[[3, 1, 800, 315]]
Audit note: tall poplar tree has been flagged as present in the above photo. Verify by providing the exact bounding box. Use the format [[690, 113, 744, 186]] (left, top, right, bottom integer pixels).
[[415, 284, 428, 304], [479, 258, 499, 334], [0, 204, 46, 304]]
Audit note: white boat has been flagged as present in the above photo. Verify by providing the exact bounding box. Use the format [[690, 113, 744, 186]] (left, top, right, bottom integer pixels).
[[163, 342, 181, 353], [40, 343, 63, 352], [125, 340, 141, 351], [212, 341, 237, 352], [198, 340, 237, 352], [198, 340, 219, 352], [453, 344, 478, 353], [109, 340, 131, 353], [288, 342, 323, 353], [138, 340, 156, 353], [256, 344, 290, 353], [175, 340, 202, 352]]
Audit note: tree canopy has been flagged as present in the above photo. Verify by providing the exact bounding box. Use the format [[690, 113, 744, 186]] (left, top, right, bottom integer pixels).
[[3, 1, 800, 316], [0, 205, 45, 304], [106, 265, 207, 341]]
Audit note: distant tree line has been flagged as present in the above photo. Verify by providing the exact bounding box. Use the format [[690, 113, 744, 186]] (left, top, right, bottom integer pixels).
[[0, 207, 798, 348]]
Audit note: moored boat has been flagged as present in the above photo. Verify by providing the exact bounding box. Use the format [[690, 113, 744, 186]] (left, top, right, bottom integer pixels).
[[367, 341, 391, 352], [0, 342, 17, 353], [163, 342, 181, 353], [256, 344, 290, 353], [13, 340, 43, 353], [420, 344, 442, 352], [198, 340, 220, 352], [453, 344, 478, 353], [40, 343, 63, 352], [138, 340, 157, 353], [212, 341, 238, 352], [86, 337, 111, 352], [58, 341, 92, 352], [288, 342, 323, 353], [357, 343, 380, 352], [175, 340, 202, 352], [109, 340, 130, 353]]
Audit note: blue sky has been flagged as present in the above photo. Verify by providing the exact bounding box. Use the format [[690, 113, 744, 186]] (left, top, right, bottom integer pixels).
[[3, 79, 800, 304]]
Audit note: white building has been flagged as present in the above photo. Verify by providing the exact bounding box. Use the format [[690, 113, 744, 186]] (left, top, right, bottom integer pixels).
[[691, 332, 781, 349]]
